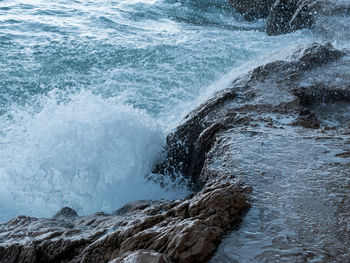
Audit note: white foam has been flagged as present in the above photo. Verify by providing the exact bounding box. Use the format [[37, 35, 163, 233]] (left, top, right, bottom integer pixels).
[[0, 90, 186, 222]]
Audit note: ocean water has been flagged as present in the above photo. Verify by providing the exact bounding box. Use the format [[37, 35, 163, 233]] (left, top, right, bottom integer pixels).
[[0, 0, 321, 221]]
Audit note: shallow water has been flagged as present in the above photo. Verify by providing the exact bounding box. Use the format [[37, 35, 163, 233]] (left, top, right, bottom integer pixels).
[[210, 109, 350, 262], [0, 0, 320, 221]]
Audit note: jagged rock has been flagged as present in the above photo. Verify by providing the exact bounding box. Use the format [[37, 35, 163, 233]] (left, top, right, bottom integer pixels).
[[228, 0, 275, 20], [114, 200, 158, 216], [266, 0, 315, 36], [0, 182, 250, 263], [153, 89, 238, 189], [154, 42, 347, 188]]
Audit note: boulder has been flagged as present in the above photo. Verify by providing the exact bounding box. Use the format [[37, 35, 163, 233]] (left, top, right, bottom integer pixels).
[[228, 0, 275, 20], [0, 182, 250, 263], [266, 0, 315, 36], [53, 207, 79, 219]]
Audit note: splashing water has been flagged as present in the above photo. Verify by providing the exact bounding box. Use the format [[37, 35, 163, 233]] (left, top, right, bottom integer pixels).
[[0, 0, 321, 221]]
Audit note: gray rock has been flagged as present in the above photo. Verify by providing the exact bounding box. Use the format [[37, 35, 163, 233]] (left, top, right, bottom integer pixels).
[[154, 42, 346, 188], [53, 207, 79, 219], [228, 0, 275, 20], [266, 0, 314, 36]]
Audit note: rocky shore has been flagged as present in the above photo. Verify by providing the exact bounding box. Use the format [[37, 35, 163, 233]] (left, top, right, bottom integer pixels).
[[0, 182, 249, 263], [1, 1, 350, 263]]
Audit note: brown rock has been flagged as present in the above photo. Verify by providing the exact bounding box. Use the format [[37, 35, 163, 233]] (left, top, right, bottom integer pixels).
[[53, 207, 78, 219], [0, 182, 249, 263], [292, 109, 320, 129]]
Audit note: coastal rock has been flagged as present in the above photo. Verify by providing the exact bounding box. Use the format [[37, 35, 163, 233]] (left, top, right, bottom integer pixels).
[[266, 0, 350, 36], [153, 89, 238, 189], [0, 182, 250, 263], [228, 0, 275, 20], [1, 42, 349, 263], [155, 42, 346, 188], [54, 207, 79, 219], [112, 250, 168, 263], [266, 0, 314, 36]]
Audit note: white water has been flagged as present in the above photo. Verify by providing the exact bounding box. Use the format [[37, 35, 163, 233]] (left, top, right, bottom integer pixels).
[[0, 0, 323, 222], [0, 91, 186, 220]]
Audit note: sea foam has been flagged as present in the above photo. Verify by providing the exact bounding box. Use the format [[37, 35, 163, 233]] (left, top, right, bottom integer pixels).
[[0, 91, 185, 222]]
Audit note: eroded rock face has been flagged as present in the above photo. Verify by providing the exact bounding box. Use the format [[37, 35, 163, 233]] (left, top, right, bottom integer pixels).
[[155, 42, 347, 188], [0, 182, 250, 263]]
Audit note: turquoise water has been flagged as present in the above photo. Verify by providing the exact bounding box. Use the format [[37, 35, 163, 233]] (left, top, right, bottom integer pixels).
[[0, 0, 317, 221]]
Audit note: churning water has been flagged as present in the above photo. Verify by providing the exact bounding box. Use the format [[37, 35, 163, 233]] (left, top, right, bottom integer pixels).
[[0, 0, 322, 222]]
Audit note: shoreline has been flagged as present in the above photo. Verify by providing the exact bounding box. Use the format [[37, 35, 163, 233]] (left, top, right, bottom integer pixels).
[[1, 1, 350, 262]]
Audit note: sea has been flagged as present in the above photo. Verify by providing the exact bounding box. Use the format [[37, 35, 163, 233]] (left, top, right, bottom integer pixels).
[[0, 0, 349, 260]]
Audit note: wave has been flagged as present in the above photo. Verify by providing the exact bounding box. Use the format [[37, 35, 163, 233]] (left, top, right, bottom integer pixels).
[[0, 90, 187, 222]]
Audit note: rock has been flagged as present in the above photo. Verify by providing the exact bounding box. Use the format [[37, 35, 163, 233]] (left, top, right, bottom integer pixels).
[[266, 0, 314, 36], [292, 109, 320, 129], [1, 42, 349, 263], [228, 0, 275, 20], [53, 207, 78, 219], [114, 200, 158, 216], [153, 89, 238, 190], [112, 250, 168, 263], [0, 182, 250, 263], [154, 42, 346, 188]]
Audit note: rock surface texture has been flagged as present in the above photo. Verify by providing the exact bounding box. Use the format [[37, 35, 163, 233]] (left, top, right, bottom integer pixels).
[[228, 0, 275, 20], [156, 42, 350, 261], [229, 0, 350, 36], [1, 42, 349, 262], [266, 0, 314, 35], [155, 42, 348, 185], [0, 182, 249, 263]]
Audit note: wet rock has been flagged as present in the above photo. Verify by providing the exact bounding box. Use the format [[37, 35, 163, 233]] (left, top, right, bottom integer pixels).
[[114, 200, 158, 216], [54, 207, 79, 219], [0, 182, 249, 263], [112, 250, 169, 263], [153, 89, 238, 189], [266, 0, 315, 36], [228, 0, 275, 20], [292, 109, 320, 129], [2, 42, 349, 263], [154, 42, 347, 188], [293, 85, 350, 107]]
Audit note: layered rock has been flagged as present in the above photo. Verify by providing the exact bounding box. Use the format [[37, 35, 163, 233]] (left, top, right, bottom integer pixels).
[[0, 182, 249, 263], [155, 42, 347, 188]]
